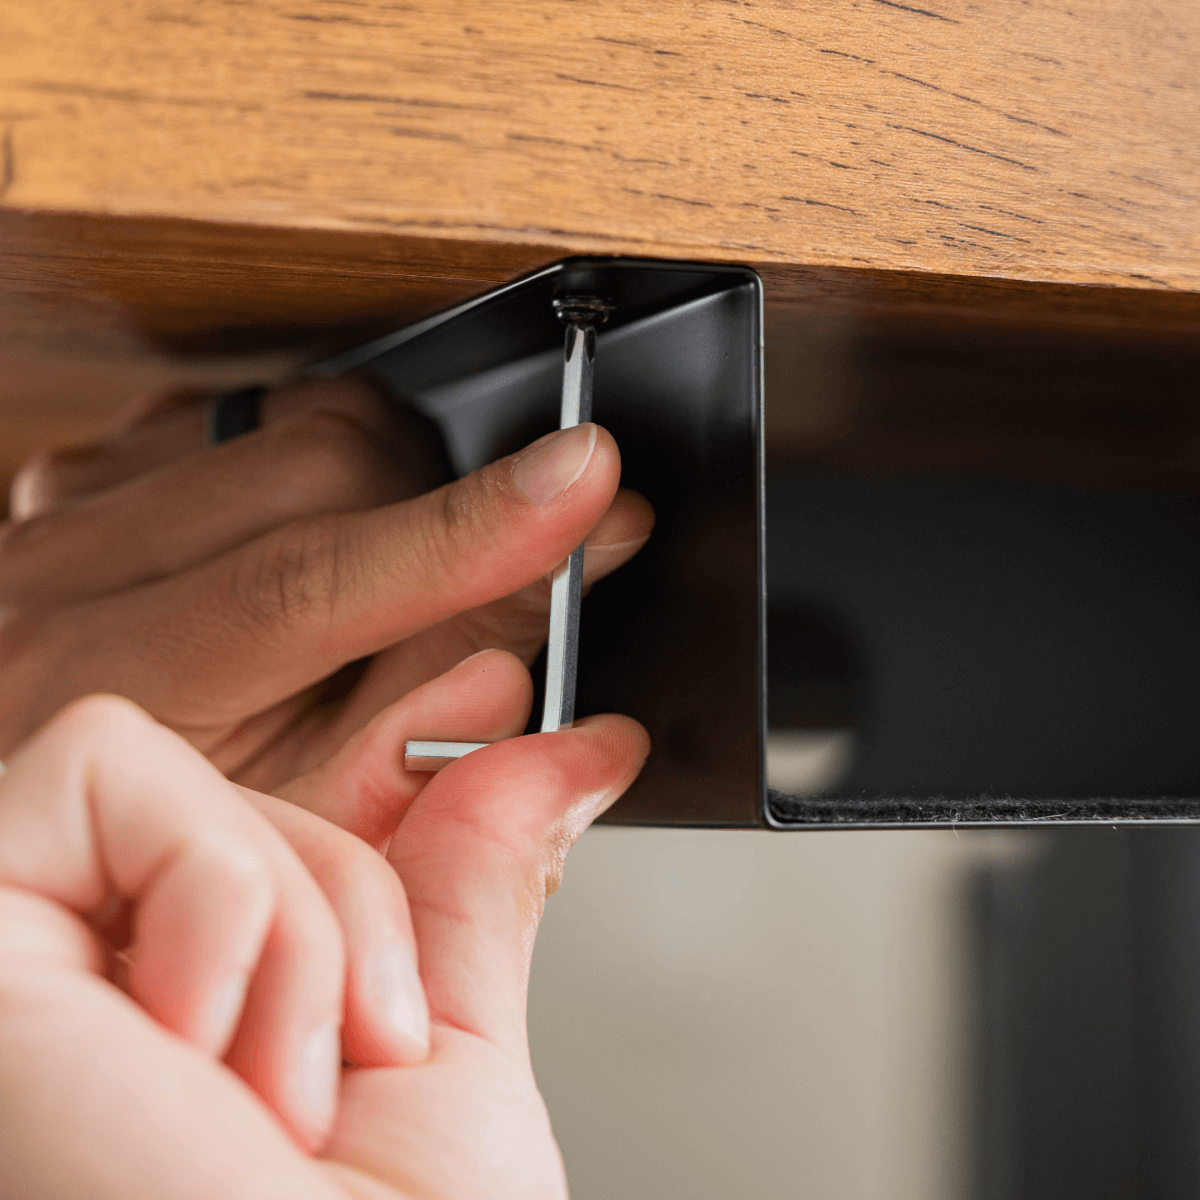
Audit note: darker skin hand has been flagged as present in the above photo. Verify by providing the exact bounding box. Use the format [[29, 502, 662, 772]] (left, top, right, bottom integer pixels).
[[0, 375, 654, 793]]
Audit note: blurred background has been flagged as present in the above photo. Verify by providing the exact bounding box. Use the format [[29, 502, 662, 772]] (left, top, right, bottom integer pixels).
[[530, 826, 1200, 1200], [529, 824, 1019, 1200]]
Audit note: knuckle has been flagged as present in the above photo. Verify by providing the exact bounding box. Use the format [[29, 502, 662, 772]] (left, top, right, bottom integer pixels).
[[227, 516, 344, 637], [429, 469, 504, 570], [437, 475, 477, 537], [267, 412, 385, 508], [199, 837, 273, 903]]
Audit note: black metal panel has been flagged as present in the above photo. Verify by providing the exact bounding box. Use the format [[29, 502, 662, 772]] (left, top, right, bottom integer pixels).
[[765, 476, 1200, 827]]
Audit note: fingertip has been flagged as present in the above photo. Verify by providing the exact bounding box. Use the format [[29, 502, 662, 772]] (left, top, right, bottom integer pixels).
[[565, 713, 652, 816], [415, 711, 650, 835], [584, 491, 654, 559], [234, 990, 344, 1154], [351, 938, 430, 1067], [129, 833, 275, 1055], [579, 488, 654, 586], [280, 650, 535, 845], [607, 486, 657, 540], [581, 535, 650, 586], [447, 646, 533, 698], [205, 969, 251, 1054], [548, 718, 647, 825], [590, 422, 623, 478], [570, 711, 651, 756], [403, 648, 533, 753], [583, 425, 625, 511], [258, 795, 430, 1072], [294, 1018, 342, 1149]]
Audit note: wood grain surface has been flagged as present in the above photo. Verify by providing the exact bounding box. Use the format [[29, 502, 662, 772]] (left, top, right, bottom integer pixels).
[[0, 208, 562, 358], [5, 208, 1199, 379], [1, 0, 1197, 292]]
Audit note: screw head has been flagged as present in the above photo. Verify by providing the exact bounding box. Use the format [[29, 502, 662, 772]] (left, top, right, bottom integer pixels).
[[552, 294, 614, 326]]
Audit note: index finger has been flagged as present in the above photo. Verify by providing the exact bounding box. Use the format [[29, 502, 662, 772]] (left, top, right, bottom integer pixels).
[[83, 422, 622, 730]]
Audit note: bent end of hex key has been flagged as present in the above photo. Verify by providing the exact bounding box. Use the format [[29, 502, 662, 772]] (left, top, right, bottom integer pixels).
[[403, 741, 491, 771], [403, 293, 611, 772]]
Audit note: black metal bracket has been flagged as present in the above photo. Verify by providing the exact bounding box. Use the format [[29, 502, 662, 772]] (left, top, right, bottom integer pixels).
[[312, 257, 767, 827]]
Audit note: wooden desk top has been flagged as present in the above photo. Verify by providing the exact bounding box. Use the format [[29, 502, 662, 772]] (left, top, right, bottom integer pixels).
[[1, 0, 1196, 293]]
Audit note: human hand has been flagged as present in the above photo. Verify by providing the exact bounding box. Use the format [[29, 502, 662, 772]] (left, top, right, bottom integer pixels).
[[0, 684, 648, 1198], [0, 375, 653, 790]]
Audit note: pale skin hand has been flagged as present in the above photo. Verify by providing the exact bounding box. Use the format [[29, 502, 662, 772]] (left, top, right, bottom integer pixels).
[[0, 685, 649, 1199], [0, 375, 654, 791]]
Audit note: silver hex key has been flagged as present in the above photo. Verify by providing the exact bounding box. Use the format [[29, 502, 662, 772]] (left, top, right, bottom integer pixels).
[[403, 294, 612, 772]]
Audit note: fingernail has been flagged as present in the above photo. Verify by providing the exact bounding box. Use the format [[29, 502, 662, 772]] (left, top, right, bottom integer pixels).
[[512, 424, 597, 505], [207, 971, 249, 1050], [367, 941, 429, 1054], [456, 647, 500, 668], [298, 1020, 340, 1129]]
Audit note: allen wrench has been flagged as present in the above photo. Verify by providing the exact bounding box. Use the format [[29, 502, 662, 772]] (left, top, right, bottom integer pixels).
[[403, 294, 612, 772]]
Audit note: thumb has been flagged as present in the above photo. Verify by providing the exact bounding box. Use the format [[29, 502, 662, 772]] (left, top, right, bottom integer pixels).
[[386, 715, 650, 1059]]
